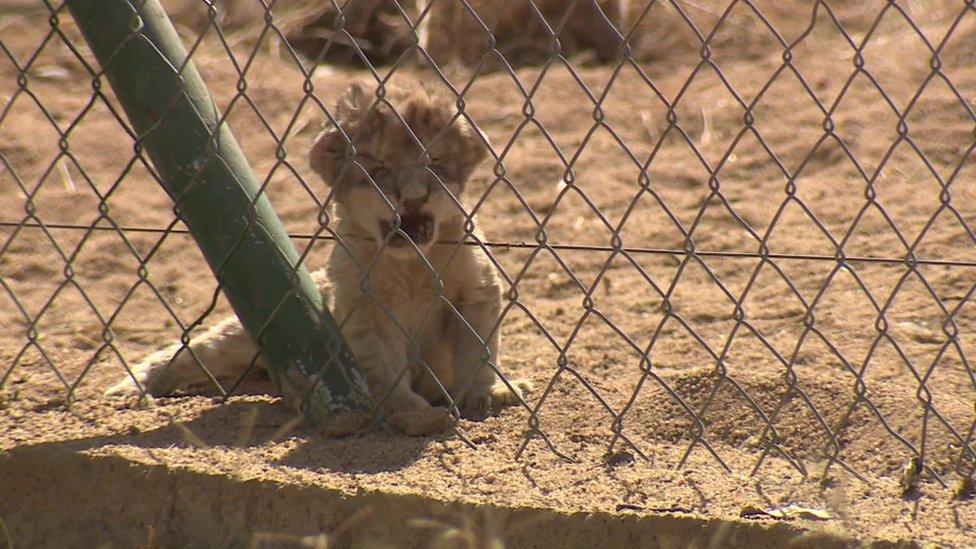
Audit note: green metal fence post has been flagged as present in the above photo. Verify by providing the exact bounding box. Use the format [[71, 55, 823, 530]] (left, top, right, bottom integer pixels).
[[65, 0, 372, 426]]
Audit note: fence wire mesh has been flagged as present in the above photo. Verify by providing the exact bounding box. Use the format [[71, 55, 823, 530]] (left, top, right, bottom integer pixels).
[[2, 0, 976, 494]]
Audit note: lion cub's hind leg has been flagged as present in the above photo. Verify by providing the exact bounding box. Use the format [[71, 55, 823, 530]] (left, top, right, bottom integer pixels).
[[105, 316, 261, 398]]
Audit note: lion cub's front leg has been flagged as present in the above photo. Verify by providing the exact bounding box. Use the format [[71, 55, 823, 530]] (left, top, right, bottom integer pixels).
[[450, 267, 532, 418], [339, 301, 453, 436]]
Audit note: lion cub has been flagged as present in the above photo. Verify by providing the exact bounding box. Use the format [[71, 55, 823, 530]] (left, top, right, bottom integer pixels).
[[106, 82, 531, 436]]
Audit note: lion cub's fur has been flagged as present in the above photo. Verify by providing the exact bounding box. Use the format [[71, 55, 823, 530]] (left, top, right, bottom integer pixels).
[[106, 82, 530, 435]]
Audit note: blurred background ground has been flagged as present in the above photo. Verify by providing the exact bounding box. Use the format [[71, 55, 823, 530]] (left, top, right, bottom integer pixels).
[[2, 0, 976, 545]]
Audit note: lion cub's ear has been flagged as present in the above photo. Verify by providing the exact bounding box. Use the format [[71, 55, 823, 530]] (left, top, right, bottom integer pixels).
[[335, 81, 372, 119], [309, 82, 375, 186]]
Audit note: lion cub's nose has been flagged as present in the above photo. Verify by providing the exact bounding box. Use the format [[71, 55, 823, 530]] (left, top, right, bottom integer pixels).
[[399, 181, 429, 211], [401, 196, 426, 211]]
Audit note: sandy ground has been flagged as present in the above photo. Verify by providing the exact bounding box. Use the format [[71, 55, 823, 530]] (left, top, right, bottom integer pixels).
[[2, 0, 976, 545]]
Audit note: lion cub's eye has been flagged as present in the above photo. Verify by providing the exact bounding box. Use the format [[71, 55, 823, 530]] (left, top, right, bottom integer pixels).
[[427, 158, 448, 178], [356, 155, 388, 179]]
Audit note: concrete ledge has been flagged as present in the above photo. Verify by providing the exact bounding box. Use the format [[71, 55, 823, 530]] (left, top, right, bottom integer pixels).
[[0, 443, 878, 548]]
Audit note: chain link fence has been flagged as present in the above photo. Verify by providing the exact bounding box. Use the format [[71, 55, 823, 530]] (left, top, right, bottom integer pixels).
[[2, 0, 976, 495]]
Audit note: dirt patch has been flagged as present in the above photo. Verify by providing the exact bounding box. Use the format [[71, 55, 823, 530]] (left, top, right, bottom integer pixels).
[[2, 0, 976, 546]]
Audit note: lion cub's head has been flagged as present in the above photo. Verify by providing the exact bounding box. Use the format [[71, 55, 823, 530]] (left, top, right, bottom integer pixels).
[[310, 82, 488, 258]]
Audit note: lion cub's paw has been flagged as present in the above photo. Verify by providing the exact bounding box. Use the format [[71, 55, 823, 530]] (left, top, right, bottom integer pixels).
[[388, 405, 453, 437], [105, 378, 141, 398], [461, 378, 533, 418]]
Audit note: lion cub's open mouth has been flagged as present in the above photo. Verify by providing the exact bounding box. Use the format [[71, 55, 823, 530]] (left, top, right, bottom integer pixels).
[[380, 212, 435, 247]]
